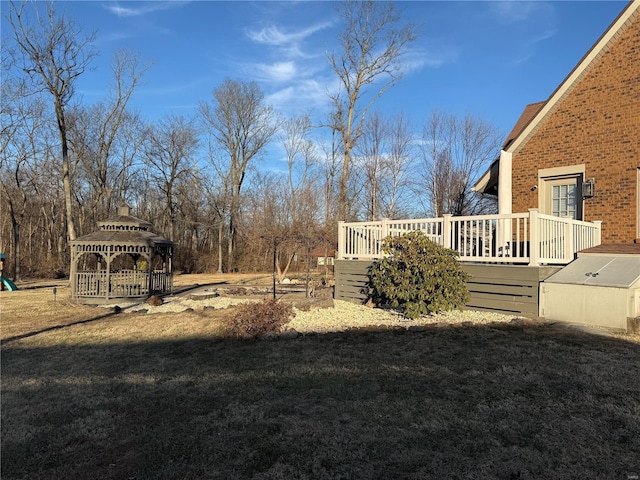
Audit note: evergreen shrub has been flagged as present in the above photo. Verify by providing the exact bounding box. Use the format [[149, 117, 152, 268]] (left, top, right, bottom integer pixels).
[[368, 231, 470, 319]]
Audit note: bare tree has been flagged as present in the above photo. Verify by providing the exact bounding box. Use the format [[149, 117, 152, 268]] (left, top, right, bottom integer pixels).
[[71, 49, 148, 225], [0, 74, 55, 279], [280, 114, 318, 225], [317, 129, 341, 227], [7, 1, 97, 241], [327, 0, 417, 221], [381, 112, 416, 218], [198, 79, 277, 271], [142, 114, 198, 241], [419, 112, 500, 217], [354, 112, 386, 220], [354, 111, 416, 220]]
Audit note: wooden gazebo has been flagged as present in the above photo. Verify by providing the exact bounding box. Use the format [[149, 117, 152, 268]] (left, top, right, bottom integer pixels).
[[70, 206, 174, 304]]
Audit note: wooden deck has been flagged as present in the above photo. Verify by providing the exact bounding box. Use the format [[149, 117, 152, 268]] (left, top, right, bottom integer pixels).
[[334, 260, 560, 318]]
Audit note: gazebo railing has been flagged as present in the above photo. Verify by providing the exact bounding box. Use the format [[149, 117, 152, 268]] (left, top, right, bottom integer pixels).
[[151, 270, 173, 294], [74, 269, 172, 299]]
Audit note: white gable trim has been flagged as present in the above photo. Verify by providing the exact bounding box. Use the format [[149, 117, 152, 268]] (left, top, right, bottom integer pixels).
[[507, 1, 640, 155]]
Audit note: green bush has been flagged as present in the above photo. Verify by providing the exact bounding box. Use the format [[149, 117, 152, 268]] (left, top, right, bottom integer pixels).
[[368, 231, 470, 319], [225, 299, 295, 338]]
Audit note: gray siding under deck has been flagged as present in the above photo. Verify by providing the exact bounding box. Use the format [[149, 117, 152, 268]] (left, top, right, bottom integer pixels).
[[334, 260, 560, 318]]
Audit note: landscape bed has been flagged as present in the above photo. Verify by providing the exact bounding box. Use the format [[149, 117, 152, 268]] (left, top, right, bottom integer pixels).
[[1, 276, 639, 479]]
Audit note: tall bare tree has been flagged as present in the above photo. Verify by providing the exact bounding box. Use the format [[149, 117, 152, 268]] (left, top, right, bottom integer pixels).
[[142, 114, 199, 242], [419, 111, 500, 217], [198, 79, 277, 271], [354, 111, 415, 220], [71, 49, 148, 225], [355, 112, 386, 220], [0, 68, 60, 278], [7, 1, 97, 241], [327, 0, 417, 221], [381, 112, 415, 218]]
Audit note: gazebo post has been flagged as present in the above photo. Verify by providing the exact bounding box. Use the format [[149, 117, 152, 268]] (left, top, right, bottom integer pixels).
[[148, 255, 154, 296]]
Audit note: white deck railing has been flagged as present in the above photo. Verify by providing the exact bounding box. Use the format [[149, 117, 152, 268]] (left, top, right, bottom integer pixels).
[[337, 209, 602, 266]]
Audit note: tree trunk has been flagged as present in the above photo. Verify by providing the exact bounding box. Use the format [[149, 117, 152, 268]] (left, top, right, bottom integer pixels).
[[338, 147, 351, 221], [217, 221, 223, 274], [56, 99, 76, 241]]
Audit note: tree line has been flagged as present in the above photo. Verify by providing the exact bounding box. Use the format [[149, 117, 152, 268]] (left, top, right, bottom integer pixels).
[[0, 0, 499, 281]]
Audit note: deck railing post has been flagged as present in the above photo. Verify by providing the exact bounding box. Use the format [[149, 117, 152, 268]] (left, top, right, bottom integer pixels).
[[381, 218, 389, 239], [528, 209, 539, 266], [337, 221, 345, 259], [593, 220, 602, 247], [380, 218, 389, 257], [565, 220, 575, 262], [442, 214, 453, 249]]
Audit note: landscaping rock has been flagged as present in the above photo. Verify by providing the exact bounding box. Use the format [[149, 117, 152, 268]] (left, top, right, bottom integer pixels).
[[188, 291, 220, 300], [146, 295, 163, 306], [279, 329, 300, 339]]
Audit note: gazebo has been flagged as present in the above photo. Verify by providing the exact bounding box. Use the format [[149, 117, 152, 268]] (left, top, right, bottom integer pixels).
[[70, 206, 175, 304]]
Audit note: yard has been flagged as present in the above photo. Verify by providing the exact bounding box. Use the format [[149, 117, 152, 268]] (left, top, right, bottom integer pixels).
[[1, 275, 639, 479]]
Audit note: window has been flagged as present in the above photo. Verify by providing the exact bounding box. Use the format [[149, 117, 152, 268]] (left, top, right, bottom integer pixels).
[[550, 180, 578, 219], [538, 165, 585, 221]]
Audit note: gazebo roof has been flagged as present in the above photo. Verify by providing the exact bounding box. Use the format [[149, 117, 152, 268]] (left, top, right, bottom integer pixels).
[[71, 206, 174, 248], [98, 205, 153, 230], [71, 229, 174, 247]]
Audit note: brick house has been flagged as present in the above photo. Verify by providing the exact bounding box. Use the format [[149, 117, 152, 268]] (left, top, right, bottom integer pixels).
[[474, 0, 640, 245]]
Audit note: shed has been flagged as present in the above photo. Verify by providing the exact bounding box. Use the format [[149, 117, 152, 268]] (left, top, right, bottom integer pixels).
[[70, 206, 174, 304], [540, 252, 640, 331]]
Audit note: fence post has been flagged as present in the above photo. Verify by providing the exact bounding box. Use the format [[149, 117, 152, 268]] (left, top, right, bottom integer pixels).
[[337, 221, 345, 259], [528, 209, 539, 266], [442, 214, 453, 249]]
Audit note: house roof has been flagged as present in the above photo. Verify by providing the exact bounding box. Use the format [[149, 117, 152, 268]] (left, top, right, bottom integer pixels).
[[474, 101, 548, 194], [502, 101, 546, 151], [473, 1, 639, 195], [506, 0, 639, 155]]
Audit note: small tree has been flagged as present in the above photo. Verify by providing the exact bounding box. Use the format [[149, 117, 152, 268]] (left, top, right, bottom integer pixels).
[[369, 231, 470, 319]]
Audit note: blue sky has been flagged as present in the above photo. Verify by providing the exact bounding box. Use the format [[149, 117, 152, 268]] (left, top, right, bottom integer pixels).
[[3, 1, 629, 161]]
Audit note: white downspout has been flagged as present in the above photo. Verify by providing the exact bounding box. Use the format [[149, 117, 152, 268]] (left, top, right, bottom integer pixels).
[[497, 150, 513, 256]]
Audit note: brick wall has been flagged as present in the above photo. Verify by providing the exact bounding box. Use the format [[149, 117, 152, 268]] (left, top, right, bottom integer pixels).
[[511, 10, 640, 244]]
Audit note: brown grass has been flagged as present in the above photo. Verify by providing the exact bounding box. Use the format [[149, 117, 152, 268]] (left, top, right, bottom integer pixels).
[[1, 276, 639, 479]]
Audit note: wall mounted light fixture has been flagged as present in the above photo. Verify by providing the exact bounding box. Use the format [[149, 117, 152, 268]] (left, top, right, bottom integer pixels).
[[582, 178, 595, 198]]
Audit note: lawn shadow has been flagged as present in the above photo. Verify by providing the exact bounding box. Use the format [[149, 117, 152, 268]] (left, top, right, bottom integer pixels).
[[2, 321, 639, 480]]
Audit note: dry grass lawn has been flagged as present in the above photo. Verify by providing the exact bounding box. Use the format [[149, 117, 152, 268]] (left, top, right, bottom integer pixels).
[[1, 274, 639, 479]]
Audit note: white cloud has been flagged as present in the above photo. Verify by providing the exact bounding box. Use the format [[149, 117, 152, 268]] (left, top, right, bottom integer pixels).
[[512, 29, 556, 65], [254, 61, 298, 83], [489, 2, 547, 24], [265, 78, 334, 116], [246, 21, 333, 47], [103, 1, 190, 18], [404, 45, 459, 72]]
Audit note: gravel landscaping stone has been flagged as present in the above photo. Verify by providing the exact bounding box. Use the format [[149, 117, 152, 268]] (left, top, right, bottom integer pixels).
[[108, 294, 527, 334]]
